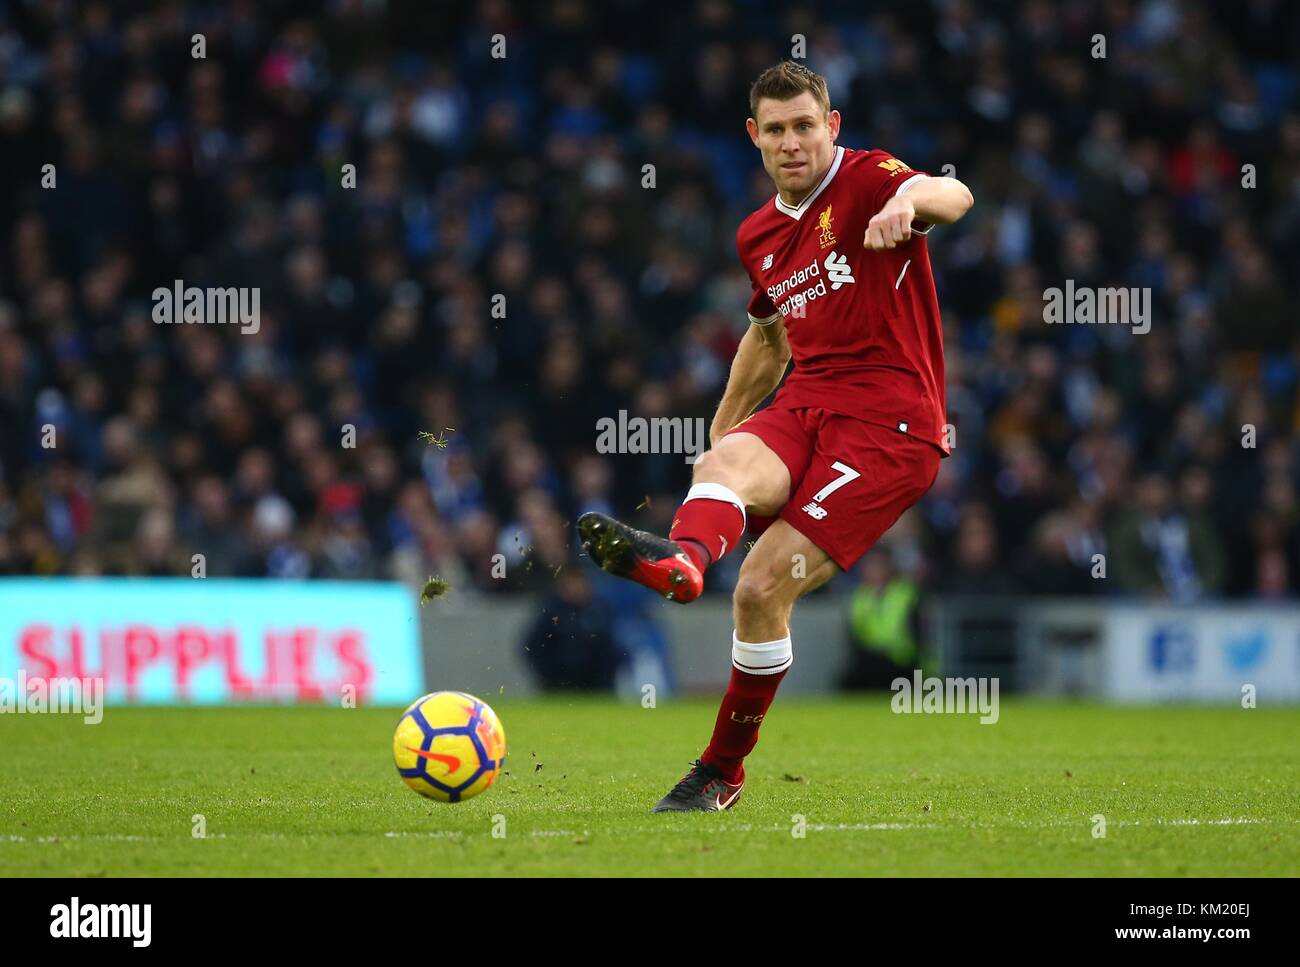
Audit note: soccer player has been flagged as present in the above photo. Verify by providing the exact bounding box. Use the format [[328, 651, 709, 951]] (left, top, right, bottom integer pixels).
[[578, 61, 973, 812]]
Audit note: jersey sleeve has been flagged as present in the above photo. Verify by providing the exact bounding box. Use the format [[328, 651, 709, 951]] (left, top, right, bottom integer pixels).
[[737, 224, 781, 325], [746, 281, 780, 325], [861, 151, 935, 235]]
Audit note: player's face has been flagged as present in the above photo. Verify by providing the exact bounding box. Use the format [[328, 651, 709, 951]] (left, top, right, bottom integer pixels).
[[747, 93, 841, 201]]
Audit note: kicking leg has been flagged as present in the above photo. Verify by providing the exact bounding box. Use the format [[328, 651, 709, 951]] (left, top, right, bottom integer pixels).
[[653, 521, 838, 812], [577, 431, 791, 603]]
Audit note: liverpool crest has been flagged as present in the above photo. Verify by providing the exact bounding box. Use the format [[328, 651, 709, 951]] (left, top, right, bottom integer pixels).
[[817, 205, 836, 248]]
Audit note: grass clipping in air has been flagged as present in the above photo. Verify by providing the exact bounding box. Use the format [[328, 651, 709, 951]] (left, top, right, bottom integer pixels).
[[419, 577, 451, 605], [417, 428, 455, 448]]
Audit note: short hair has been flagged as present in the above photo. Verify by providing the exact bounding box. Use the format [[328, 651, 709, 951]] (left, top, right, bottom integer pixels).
[[748, 61, 831, 119]]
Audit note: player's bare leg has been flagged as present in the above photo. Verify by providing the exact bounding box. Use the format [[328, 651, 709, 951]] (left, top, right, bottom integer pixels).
[[731, 517, 838, 640], [577, 431, 790, 602], [654, 520, 837, 812], [688, 431, 792, 514]]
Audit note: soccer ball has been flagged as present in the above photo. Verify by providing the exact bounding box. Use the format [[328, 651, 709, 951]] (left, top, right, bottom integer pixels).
[[392, 691, 507, 802]]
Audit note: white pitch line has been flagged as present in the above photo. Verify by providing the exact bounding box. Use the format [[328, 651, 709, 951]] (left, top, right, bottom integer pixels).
[[2, 817, 1292, 844], [581, 817, 1289, 836]]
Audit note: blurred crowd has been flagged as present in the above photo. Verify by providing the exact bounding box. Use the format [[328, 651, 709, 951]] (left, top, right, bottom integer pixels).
[[2, 0, 1299, 611]]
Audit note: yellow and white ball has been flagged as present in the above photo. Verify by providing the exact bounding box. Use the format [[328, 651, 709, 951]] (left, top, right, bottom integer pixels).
[[392, 691, 507, 802]]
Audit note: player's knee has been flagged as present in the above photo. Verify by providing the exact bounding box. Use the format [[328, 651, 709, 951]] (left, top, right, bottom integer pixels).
[[733, 569, 784, 615], [691, 447, 719, 479], [691, 447, 742, 491]]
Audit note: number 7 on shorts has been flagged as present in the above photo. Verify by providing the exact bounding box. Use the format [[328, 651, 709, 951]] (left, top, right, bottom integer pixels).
[[812, 461, 860, 502]]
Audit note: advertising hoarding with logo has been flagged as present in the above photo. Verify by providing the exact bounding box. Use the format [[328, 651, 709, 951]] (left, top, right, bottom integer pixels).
[[1103, 605, 1300, 702], [0, 579, 422, 704]]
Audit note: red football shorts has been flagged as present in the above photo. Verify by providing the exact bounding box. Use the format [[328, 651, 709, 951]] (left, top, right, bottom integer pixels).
[[725, 405, 941, 570]]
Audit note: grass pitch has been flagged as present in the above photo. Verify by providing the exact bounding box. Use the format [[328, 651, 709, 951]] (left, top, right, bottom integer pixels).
[[1, 698, 1297, 876]]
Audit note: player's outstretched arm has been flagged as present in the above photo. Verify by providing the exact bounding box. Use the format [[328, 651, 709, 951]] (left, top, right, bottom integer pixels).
[[709, 318, 791, 446], [865, 176, 974, 250]]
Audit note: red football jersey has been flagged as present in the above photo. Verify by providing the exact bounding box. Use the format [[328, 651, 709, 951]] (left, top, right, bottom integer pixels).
[[737, 145, 948, 455]]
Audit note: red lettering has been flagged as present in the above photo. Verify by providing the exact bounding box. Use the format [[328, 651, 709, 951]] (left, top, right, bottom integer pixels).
[[261, 630, 281, 699], [219, 629, 253, 698], [98, 626, 119, 684], [15, 620, 382, 707], [290, 627, 322, 702], [18, 625, 59, 679], [123, 625, 162, 699], [334, 630, 372, 701], [172, 626, 212, 699], [68, 625, 101, 680]]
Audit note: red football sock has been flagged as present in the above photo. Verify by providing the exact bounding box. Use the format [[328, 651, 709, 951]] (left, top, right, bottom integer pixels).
[[701, 633, 793, 783], [668, 484, 746, 573]]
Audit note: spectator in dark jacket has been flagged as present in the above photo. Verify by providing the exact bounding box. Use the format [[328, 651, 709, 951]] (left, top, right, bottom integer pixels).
[[521, 566, 625, 690]]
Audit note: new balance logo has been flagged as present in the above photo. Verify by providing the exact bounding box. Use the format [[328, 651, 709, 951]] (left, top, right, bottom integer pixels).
[[761, 253, 774, 271], [802, 502, 828, 520], [824, 251, 855, 290]]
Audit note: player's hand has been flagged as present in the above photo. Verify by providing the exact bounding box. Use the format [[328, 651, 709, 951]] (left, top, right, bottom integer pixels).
[[864, 195, 916, 251]]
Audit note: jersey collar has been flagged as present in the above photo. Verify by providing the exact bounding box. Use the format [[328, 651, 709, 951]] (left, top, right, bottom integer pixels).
[[773, 145, 845, 220]]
